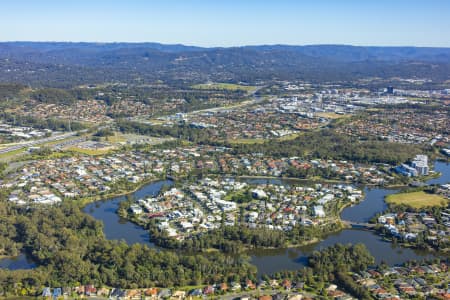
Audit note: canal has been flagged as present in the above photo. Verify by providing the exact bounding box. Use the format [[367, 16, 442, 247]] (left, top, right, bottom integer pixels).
[[3, 160, 448, 272], [82, 160, 449, 276], [83, 180, 173, 247]]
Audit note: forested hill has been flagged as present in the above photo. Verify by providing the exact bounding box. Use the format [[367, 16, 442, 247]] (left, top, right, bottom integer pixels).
[[1, 42, 449, 87]]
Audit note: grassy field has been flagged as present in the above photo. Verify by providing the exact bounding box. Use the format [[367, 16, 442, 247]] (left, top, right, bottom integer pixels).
[[66, 147, 112, 156], [385, 191, 447, 209], [104, 132, 127, 143], [0, 148, 26, 161], [316, 112, 351, 119], [407, 97, 431, 102], [192, 82, 255, 92], [226, 132, 303, 145], [277, 132, 304, 141], [227, 138, 265, 145]]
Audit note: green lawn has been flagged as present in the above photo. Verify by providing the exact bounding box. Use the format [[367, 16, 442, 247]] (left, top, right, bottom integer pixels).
[[316, 112, 351, 119], [192, 83, 255, 92], [0, 148, 26, 161], [227, 138, 265, 145], [385, 191, 447, 208], [104, 132, 127, 143], [226, 132, 303, 145], [66, 147, 112, 156]]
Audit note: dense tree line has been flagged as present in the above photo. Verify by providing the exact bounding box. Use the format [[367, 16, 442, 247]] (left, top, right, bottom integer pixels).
[[98, 84, 246, 104], [0, 200, 256, 294], [230, 129, 425, 165], [117, 120, 213, 143], [30, 88, 77, 105], [0, 83, 26, 100], [118, 122, 425, 166], [308, 243, 375, 277], [2, 43, 450, 88], [147, 221, 342, 254], [308, 243, 374, 299], [151, 225, 287, 253], [0, 112, 86, 131], [334, 271, 373, 300], [29, 87, 98, 104], [0, 162, 6, 174], [93, 128, 114, 137], [267, 243, 375, 299], [374, 103, 450, 113], [285, 165, 339, 180]]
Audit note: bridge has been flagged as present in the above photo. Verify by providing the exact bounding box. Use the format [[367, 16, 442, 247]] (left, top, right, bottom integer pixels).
[[341, 220, 376, 229]]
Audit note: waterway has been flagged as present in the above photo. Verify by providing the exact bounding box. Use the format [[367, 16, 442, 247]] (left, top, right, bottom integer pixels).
[[249, 186, 437, 276], [426, 160, 450, 185], [83, 180, 173, 247], [3, 161, 448, 272], [80, 160, 448, 276], [0, 254, 36, 270], [249, 160, 450, 275]]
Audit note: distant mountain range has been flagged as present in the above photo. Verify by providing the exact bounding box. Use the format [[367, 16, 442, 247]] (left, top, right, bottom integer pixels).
[[0, 42, 449, 87]]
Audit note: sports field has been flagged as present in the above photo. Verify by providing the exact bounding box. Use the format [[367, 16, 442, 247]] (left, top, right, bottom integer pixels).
[[385, 191, 447, 209]]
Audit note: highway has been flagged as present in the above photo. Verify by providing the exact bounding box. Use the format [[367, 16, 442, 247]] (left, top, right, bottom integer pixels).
[[131, 86, 268, 124], [0, 131, 84, 155]]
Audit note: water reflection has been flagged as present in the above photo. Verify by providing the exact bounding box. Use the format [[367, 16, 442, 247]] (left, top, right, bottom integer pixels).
[[83, 180, 173, 246], [0, 254, 36, 270], [427, 160, 450, 185], [82, 161, 449, 276], [251, 229, 435, 276]]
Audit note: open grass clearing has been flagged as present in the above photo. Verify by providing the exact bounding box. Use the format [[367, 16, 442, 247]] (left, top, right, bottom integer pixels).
[[385, 191, 447, 209], [0, 148, 26, 161], [227, 132, 304, 145], [227, 138, 266, 145], [192, 82, 256, 92], [316, 112, 351, 119], [66, 147, 112, 156], [104, 132, 127, 143]]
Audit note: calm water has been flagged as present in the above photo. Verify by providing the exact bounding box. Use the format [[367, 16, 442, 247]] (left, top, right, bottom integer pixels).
[[249, 184, 437, 276], [83, 180, 173, 246], [0, 254, 36, 270], [427, 160, 450, 185], [249, 160, 449, 275], [81, 161, 449, 276], [340, 187, 394, 223], [251, 229, 434, 276], [6, 161, 446, 272]]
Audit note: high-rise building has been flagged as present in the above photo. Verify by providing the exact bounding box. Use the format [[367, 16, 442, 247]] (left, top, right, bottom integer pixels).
[[386, 86, 394, 94], [411, 154, 429, 176]]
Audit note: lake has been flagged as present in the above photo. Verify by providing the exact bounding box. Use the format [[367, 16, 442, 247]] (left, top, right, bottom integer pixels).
[[0, 254, 36, 270], [7, 160, 446, 273], [83, 180, 173, 247], [426, 160, 450, 185], [249, 160, 449, 275], [250, 229, 434, 276], [82, 161, 449, 275]]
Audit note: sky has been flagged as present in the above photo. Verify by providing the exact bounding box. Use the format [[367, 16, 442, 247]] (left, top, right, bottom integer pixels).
[[1, 0, 450, 47]]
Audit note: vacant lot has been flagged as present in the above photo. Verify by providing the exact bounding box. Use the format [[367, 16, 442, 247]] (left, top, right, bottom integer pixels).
[[386, 191, 447, 208]]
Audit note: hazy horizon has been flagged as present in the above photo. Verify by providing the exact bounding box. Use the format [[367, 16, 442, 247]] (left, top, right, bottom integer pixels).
[[2, 41, 450, 49], [1, 0, 449, 47]]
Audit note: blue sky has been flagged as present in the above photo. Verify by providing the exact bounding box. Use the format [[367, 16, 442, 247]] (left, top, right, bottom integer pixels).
[[1, 0, 449, 47]]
